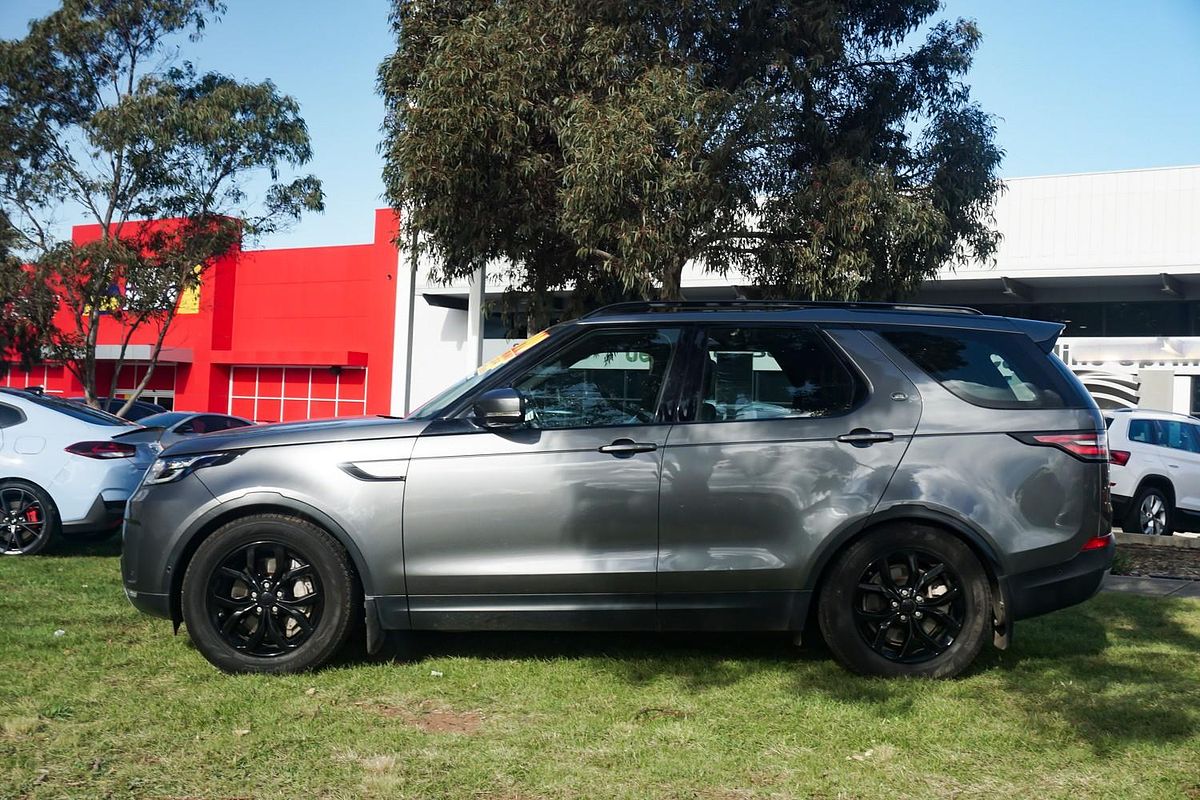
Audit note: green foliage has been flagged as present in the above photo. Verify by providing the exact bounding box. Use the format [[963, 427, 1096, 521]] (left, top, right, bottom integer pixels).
[[381, 0, 1003, 310], [0, 0, 324, 413]]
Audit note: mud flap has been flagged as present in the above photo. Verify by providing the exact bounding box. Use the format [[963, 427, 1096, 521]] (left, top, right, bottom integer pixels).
[[364, 597, 385, 655]]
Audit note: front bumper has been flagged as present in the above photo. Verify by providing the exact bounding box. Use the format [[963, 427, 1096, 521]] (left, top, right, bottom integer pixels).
[[1005, 535, 1115, 621], [123, 585, 171, 618]]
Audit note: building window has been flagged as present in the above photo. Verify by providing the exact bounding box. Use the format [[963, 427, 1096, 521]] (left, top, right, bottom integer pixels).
[[228, 366, 368, 423]]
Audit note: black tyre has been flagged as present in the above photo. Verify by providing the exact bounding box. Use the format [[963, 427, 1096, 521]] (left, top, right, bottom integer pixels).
[[181, 514, 357, 673], [0, 480, 60, 556], [817, 524, 991, 679], [1128, 485, 1173, 536]]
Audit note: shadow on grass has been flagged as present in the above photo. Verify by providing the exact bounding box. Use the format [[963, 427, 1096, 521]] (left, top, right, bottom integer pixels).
[[990, 594, 1200, 754], [43, 533, 123, 558], [360, 628, 821, 692], [354, 593, 1200, 754]]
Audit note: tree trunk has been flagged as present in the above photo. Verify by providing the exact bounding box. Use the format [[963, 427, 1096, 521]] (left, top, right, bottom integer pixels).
[[660, 260, 685, 301]]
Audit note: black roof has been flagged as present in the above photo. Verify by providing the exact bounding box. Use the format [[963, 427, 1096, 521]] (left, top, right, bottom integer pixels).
[[574, 299, 1065, 350]]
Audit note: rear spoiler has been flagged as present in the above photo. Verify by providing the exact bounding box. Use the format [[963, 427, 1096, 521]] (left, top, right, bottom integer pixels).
[[112, 426, 165, 444], [1005, 318, 1065, 354]]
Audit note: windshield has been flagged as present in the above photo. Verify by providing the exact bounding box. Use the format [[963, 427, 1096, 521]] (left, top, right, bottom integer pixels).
[[407, 329, 554, 419]]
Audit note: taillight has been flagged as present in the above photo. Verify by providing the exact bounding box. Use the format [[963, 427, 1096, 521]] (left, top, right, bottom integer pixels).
[[1081, 533, 1114, 551], [1109, 450, 1131, 466], [1010, 431, 1109, 462], [66, 441, 137, 459]]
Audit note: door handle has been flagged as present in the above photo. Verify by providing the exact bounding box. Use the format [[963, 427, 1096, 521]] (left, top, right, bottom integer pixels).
[[837, 429, 894, 446], [599, 439, 657, 456]]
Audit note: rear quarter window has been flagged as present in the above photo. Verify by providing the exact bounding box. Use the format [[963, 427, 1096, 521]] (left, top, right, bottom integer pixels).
[[881, 327, 1087, 410], [26, 395, 134, 426]]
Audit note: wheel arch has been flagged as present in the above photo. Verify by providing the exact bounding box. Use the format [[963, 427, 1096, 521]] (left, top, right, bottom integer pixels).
[[165, 496, 374, 625], [803, 506, 1011, 648], [1133, 474, 1175, 504]]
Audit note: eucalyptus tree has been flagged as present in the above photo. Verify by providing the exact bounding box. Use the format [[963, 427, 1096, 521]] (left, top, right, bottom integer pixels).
[[381, 0, 1001, 314], [0, 0, 323, 415]]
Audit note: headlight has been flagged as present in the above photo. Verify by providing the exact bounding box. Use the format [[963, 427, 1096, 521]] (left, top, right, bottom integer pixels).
[[145, 452, 237, 485]]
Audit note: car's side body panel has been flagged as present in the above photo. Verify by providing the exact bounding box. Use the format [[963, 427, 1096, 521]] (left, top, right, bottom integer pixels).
[[656, 330, 922, 628], [868, 331, 1109, 576]]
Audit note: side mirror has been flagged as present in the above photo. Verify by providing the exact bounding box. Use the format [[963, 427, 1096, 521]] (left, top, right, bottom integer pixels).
[[472, 387, 526, 428]]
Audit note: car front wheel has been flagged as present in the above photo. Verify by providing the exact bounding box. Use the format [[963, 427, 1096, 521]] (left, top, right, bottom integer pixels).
[[181, 514, 357, 673], [818, 524, 991, 679]]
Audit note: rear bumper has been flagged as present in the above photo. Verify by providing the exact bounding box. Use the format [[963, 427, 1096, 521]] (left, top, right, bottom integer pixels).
[[61, 494, 127, 535], [1005, 535, 1115, 621], [1112, 493, 1131, 522]]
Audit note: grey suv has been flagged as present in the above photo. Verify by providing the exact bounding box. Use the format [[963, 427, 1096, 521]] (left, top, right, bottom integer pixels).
[[121, 301, 1114, 678]]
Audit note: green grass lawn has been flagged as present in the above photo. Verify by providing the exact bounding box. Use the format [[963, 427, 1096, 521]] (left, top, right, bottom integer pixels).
[[3, 541, 1200, 800]]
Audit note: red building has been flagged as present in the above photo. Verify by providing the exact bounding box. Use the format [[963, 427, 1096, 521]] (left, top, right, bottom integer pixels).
[[5, 210, 402, 423]]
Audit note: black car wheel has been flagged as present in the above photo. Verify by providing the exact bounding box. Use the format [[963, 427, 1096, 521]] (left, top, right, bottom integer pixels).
[[818, 524, 991, 678], [181, 514, 356, 673], [1128, 486, 1173, 536], [0, 480, 59, 556]]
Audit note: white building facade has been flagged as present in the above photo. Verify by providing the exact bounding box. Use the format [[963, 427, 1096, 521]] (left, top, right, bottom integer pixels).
[[391, 165, 1200, 415]]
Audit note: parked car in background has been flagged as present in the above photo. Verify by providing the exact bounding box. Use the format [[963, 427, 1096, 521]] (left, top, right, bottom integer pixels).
[[138, 412, 253, 449], [68, 397, 166, 421], [122, 301, 1113, 679], [1, 389, 158, 555], [1106, 408, 1200, 536]]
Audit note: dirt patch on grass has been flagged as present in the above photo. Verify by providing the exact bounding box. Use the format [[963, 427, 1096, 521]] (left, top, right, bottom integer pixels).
[[355, 700, 483, 734]]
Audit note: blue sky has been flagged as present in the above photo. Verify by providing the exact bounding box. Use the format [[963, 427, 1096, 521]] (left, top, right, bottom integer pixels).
[[2, 0, 1198, 249]]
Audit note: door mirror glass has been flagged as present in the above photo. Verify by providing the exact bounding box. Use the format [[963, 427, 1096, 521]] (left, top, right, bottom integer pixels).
[[472, 387, 526, 428]]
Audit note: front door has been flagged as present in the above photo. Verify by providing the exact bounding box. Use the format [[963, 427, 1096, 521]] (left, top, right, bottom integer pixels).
[[403, 326, 684, 630], [657, 325, 922, 630]]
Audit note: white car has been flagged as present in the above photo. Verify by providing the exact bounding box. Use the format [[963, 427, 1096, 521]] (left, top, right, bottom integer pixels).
[[0, 389, 158, 555], [1106, 408, 1200, 536]]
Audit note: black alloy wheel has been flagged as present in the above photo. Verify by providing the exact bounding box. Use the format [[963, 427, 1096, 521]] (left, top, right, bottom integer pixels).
[[206, 541, 325, 657], [0, 481, 59, 556], [852, 549, 965, 664], [182, 514, 356, 673], [818, 524, 991, 679]]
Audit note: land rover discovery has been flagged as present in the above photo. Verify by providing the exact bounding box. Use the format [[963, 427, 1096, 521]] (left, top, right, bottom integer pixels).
[[121, 301, 1114, 678]]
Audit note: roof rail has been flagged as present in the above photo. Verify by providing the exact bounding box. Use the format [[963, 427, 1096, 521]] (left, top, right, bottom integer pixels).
[[580, 300, 983, 318]]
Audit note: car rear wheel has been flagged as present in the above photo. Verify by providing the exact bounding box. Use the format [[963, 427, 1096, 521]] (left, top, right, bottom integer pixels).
[[818, 524, 991, 679], [1129, 486, 1173, 536], [181, 514, 356, 673], [0, 480, 60, 556]]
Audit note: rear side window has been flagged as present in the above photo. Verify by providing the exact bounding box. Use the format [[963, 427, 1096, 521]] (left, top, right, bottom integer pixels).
[[1128, 419, 1156, 443], [0, 403, 25, 428], [25, 395, 134, 426], [697, 327, 862, 421], [1130, 418, 1200, 452], [881, 328, 1080, 409]]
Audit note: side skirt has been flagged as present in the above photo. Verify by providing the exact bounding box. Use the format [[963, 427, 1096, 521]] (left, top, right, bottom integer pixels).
[[373, 591, 812, 632]]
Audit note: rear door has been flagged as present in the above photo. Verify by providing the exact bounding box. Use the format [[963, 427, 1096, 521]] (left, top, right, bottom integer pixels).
[[657, 325, 921, 629], [1156, 420, 1200, 512]]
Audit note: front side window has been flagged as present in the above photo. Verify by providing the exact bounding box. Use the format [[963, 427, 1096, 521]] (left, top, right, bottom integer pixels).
[[512, 328, 680, 429], [697, 327, 861, 421], [882, 328, 1072, 409]]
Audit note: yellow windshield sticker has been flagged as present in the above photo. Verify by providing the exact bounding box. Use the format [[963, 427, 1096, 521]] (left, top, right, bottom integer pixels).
[[476, 329, 551, 375]]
